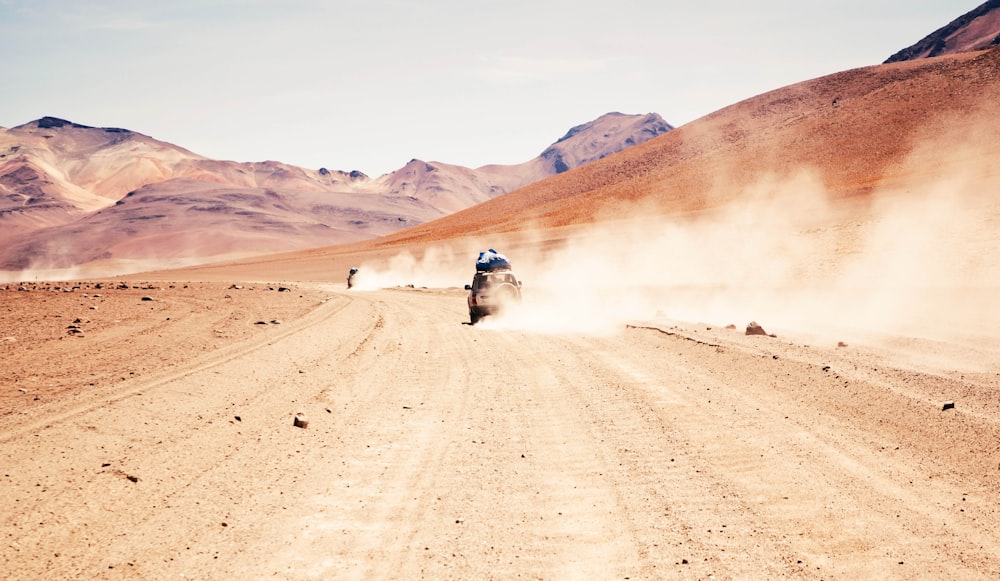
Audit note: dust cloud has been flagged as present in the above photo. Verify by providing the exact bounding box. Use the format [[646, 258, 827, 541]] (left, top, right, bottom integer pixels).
[[362, 158, 1000, 349]]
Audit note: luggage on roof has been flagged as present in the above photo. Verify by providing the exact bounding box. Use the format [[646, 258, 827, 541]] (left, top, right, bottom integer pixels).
[[476, 249, 511, 271]]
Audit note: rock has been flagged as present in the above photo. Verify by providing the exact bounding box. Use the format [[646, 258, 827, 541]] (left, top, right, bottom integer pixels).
[[141, 296, 153, 301], [270, 319, 281, 325], [745, 321, 768, 336], [942, 401, 955, 411], [293, 413, 309, 428], [278, 287, 291, 292], [837, 341, 848, 348], [255, 321, 267, 325], [228, 284, 243, 290], [1, 336, 16, 344]]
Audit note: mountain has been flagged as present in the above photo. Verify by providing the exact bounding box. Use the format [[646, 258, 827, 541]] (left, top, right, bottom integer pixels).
[[885, 0, 1000, 63], [0, 113, 670, 274]]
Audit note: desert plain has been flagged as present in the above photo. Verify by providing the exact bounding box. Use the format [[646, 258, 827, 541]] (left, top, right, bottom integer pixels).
[[3, 48, 1000, 579]]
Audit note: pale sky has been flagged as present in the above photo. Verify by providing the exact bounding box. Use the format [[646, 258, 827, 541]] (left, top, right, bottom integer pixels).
[[0, 1, 983, 177]]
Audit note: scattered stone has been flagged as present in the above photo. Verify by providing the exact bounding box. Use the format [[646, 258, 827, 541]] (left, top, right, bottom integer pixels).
[[278, 287, 291, 292], [822, 365, 831, 372], [17, 388, 27, 393], [942, 401, 955, 411], [745, 321, 768, 336], [126, 475, 139, 483], [254, 321, 267, 325], [140, 296, 153, 301], [228, 284, 243, 290], [270, 319, 282, 325], [234, 415, 241, 422], [837, 341, 848, 348], [724, 324, 737, 330], [293, 413, 309, 428]]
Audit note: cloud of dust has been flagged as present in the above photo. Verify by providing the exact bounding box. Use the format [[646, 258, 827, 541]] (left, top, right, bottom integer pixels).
[[357, 105, 1000, 349], [351, 244, 479, 290]]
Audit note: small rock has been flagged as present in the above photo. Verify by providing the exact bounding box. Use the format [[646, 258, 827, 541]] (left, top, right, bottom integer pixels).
[[126, 475, 139, 483], [745, 321, 768, 336], [278, 287, 291, 292], [293, 413, 309, 428], [942, 401, 955, 411], [270, 319, 282, 325], [837, 341, 848, 348], [255, 321, 267, 325], [140, 296, 153, 301]]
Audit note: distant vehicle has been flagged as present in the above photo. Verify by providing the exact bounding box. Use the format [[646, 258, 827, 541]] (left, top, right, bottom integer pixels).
[[465, 268, 522, 324]]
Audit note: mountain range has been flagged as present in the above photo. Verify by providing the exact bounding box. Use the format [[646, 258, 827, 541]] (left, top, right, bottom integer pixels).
[[0, 112, 670, 273]]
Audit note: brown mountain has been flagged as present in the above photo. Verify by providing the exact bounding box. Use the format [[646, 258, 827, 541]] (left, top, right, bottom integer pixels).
[[885, 0, 1000, 62], [0, 113, 670, 274]]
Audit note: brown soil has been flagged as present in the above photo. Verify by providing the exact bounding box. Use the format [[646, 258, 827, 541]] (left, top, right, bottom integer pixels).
[[2, 282, 1000, 578]]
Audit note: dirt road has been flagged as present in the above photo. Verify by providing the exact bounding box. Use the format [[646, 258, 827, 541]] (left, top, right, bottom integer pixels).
[[3, 285, 1000, 579]]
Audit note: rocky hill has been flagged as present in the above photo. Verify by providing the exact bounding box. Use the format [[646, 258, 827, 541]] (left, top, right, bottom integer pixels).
[[885, 0, 1000, 62]]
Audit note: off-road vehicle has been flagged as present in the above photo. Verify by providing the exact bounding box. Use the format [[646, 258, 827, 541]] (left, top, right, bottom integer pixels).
[[465, 269, 522, 324]]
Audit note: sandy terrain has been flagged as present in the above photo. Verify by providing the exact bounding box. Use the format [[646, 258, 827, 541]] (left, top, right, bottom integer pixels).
[[3, 277, 1000, 579]]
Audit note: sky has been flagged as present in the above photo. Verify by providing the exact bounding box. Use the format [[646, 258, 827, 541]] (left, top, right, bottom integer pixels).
[[0, 0, 984, 177]]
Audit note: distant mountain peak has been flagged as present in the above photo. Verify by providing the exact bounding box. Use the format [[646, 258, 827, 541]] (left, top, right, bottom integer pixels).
[[885, 0, 1000, 63], [16, 116, 135, 135], [19, 116, 94, 130], [541, 112, 673, 174]]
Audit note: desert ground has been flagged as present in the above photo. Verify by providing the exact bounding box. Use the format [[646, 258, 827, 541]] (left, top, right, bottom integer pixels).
[[2, 252, 1000, 579]]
